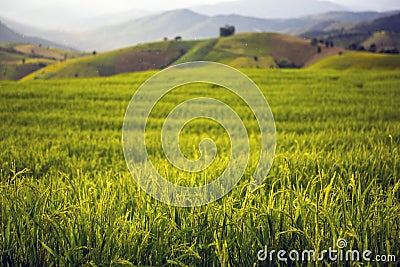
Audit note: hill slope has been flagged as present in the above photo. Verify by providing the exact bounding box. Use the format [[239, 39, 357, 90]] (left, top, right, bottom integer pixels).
[[361, 31, 400, 52], [24, 32, 341, 80], [0, 43, 88, 80], [307, 51, 400, 70]]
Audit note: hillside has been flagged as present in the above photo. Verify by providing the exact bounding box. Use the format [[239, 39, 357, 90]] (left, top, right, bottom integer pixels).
[[0, 20, 85, 80], [361, 31, 400, 52], [0, 43, 88, 80], [23, 32, 342, 80], [307, 51, 400, 70]]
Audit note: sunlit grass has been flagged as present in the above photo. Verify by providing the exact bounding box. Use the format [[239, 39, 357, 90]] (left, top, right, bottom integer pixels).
[[0, 69, 399, 266]]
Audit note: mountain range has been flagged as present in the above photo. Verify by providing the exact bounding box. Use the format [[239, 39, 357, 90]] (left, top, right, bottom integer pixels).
[[0, 21, 70, 50], [1, 9, 398, 51], [301, 12, 400, 51], [191, 0, 347, 18]]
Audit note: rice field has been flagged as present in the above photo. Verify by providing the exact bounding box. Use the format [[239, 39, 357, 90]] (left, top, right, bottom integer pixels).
[[0, 69, 399, 266]]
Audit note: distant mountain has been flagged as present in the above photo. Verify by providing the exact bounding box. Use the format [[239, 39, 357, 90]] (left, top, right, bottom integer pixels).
[[0, 21, 70, 50], [72, 9, 325, 51], [282, 11, 397, 35], [65, 9, 400, 51], [301, 12, 400, 51], [191, 0, 348, 18], [351, 12, 400, 32], [1, 9, 153, 32], [0, 17, 91, 53], [75, 9, 209, 51], [2, 9, 398, 52], [63, 9, 155, 30], [304, 10, 399, 23]]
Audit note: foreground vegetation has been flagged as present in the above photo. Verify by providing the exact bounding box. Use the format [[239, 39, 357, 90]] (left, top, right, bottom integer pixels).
[[0, 69, 399, 266]]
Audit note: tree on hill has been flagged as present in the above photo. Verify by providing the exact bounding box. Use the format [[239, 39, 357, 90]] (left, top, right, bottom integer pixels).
[[383, 48, 399, 54], [310, 38, 318, 46], [220, 25, 235, 37], [349, 43, 357, 50], [358, 45, 365, 51], [369, 44, 377, 53]]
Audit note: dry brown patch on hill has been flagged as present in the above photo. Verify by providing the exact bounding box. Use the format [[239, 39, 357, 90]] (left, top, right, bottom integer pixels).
[[270, 34, 317, 67]]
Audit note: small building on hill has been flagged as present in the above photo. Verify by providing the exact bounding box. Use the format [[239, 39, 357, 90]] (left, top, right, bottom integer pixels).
[[220, 25, 235, 37]]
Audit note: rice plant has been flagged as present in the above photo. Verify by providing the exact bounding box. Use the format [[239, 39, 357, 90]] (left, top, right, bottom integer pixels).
[[0, 69, 399, 266]]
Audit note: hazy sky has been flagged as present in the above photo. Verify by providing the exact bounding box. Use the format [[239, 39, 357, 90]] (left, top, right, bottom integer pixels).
[[2, 0, 400, 15], [1, 0, 231, 16], [1, 0, 400, 28], [328, 0, 400, 11]]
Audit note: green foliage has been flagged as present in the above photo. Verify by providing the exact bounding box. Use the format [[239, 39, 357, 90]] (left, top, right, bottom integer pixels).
[[0, 69, 399, 266]]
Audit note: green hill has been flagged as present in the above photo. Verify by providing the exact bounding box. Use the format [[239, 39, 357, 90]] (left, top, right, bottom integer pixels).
[[10, 32, 400, 80], [23, 32, 336, 80], [0, 43, 87, 80], [307, 51, 400, 70]]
